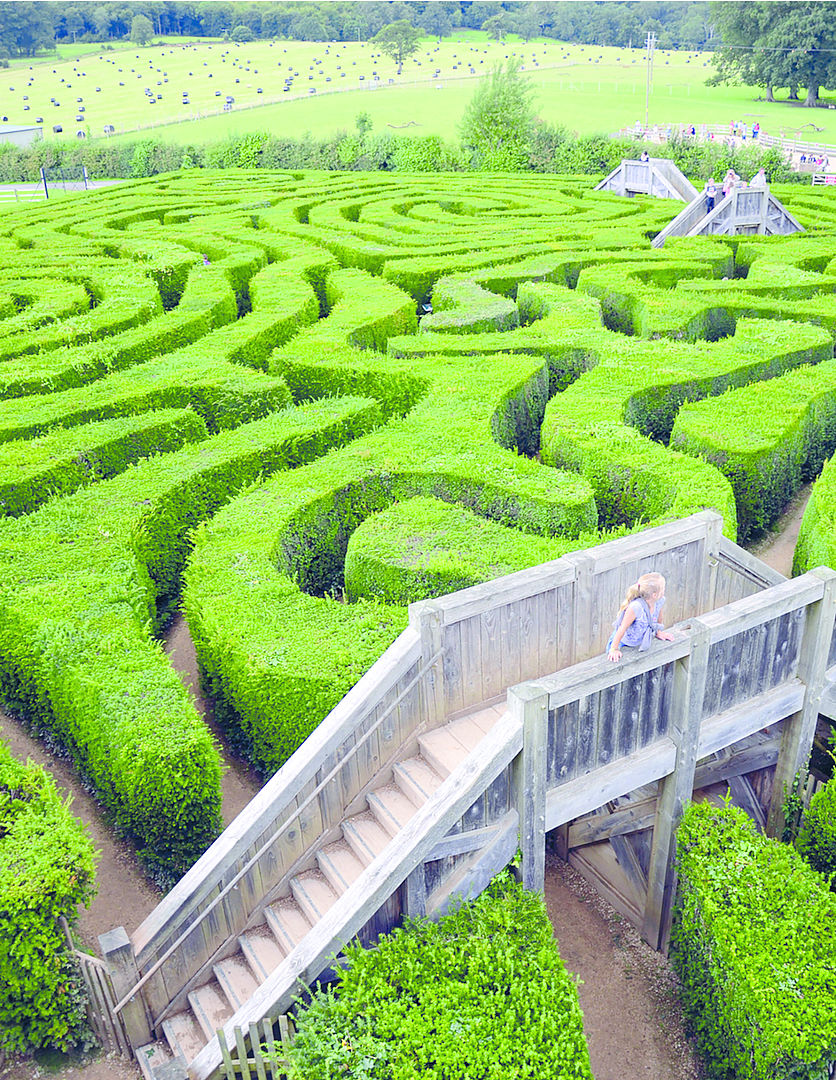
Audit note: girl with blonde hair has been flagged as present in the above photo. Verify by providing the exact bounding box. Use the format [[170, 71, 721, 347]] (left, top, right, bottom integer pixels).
[[607, 572, 674, 662]]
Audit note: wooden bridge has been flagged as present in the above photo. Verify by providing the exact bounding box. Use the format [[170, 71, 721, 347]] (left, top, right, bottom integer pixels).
[[91, 513, 836, 1079], [594, 157, 699, 202], [652, 181, 804, 247]]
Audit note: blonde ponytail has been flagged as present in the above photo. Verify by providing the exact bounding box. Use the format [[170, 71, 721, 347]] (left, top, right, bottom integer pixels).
[[618, 572, 665, 614]]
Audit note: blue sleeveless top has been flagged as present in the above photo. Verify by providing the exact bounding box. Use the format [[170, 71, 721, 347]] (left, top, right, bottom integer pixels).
[[609, 596, 665, 652]]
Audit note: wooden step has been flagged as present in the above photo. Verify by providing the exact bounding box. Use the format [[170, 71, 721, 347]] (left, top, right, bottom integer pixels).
[[188, 980, 234, 1042], [418, 727, 470, 777], [367, 784, 419, 836], [290, 869, 338, 923], [464, 703, 508, 734], [136, 1040, 178, 1080], [393, 755, 444, 805], [214, 954, 259, 1011], [317, 839, 366, 893], [239, 925, 286, 982], [265, 898, 313, 955], [341, 811, 392, 864], [162, 1010, 205, 1066]]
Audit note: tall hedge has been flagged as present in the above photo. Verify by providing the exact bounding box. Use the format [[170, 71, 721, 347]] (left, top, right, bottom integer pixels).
[[673, 801, 836, 1080], [0, 739, 98, 1055], [288, 874, 593, 1080]]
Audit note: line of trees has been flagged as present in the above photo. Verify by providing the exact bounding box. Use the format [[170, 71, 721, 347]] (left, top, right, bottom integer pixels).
[[0, 2, 717, 58], [709, 1, 836, 109]]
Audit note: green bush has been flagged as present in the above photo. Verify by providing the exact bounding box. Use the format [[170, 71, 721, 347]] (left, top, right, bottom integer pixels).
[[673, 800, 836, 1080], [795, 455, 836, 576], [0, 739, 97, 1055], [797, 778, 836, 879], [671, 360, 836, 541], [288, 874, 592, 1080]]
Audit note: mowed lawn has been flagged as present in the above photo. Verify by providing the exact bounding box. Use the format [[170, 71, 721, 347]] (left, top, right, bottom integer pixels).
[[5, 31, 836, 146]]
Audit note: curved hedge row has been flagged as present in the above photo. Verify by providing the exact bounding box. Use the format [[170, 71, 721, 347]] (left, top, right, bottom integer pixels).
[[2, 169, 836, 874]]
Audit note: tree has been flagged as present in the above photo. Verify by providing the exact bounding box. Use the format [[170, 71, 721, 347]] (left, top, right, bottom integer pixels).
[[0, 1, 54, 56], [130, 13, 154, 45], [372, 19, 421, 73], [481, 13, 510, 42], [460, 59, 537, 170], [230, 24, 254, 42], [710, 1, 836, 107], [417, 2, 455, 41]]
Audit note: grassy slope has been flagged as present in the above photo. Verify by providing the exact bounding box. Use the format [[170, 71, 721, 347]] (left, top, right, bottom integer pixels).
[[6, 31, 836, 148]]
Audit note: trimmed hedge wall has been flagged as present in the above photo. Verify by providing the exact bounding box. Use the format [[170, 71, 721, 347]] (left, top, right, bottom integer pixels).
[[0, 397, 382, 873], [797, 777, 836, 879], [794, 455, 836, 576], [288, 874, 593, 1080], [0, 739, 98, 1055], [345, 495, 577, 605], [673, 801, 836, 1080], [0, 407, 208, 517], [671, 359, 836, 541]]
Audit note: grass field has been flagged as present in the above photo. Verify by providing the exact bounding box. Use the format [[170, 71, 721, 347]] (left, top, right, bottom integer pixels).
[[5, 31, 836, 148]]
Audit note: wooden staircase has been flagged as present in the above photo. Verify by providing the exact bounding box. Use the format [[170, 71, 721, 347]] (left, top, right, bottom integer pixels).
[[97, 514, 836, 1080], [135, 705, 506, 1078]]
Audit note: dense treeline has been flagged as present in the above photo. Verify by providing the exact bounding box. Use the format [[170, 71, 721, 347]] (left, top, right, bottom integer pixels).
[[0, 1, 715, 57], [0, 125, 797, 185]]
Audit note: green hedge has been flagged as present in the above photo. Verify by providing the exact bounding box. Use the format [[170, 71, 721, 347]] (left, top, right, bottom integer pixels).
[[0, 738, 97, 1055], [797, 778, 836, 879], [671, 360, 836, 541], [421, 275, 519, 335], [673, 801, 836, 1080], [0, 398, 381, 873], [794, 456, 836, 576], [288, 874, 593, 1080], [541, 317, 832, 536], [0, 407, 208, 517], [345, 495, 577, 605]]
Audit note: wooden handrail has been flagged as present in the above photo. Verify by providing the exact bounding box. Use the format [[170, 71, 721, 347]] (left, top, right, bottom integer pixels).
[[113, 648, 443, 1021]]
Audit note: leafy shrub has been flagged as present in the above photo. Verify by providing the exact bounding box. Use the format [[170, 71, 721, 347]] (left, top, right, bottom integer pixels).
[[288, 874, 592, 1079], [673, 800, 836, 1080], [0, 739, 97, 1055], [797, 778, 836, 879]]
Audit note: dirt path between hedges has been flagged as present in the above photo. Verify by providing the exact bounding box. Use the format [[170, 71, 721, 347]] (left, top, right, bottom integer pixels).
[[0, 487, 812, 1079]]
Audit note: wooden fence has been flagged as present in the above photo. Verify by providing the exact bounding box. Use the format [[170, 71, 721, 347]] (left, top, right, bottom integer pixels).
[[217, 1017, 294, 1080], [60, 917, 130, 1055]]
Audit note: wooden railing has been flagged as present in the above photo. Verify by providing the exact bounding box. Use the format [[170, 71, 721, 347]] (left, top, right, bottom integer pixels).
[[60, 917, 130, 1056], [103, 510, 797, 1060]]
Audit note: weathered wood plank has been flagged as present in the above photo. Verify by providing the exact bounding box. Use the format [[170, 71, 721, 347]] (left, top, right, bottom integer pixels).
[[479, 606, 501, 703], [542, 636, 691, 711], [430, 559, 577, 625], [698, 680, 804, 759], [538, 587, 559, 675], [189, 709, 527, 1080], [441, 619, 464, 717], [510, 683, 548, 891], [715, 537, 786, 588], [545, 737, 677, 830], [728, 774, 767, 831], [768, 568, 836, 835], [697, 573, 823, 644], [518, 591, 540, 683], [457, 614, 484, 711], [642, 624, 710, 951]]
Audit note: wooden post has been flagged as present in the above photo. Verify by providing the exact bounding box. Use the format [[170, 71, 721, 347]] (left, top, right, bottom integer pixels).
[[409, 601, 445, 727], [404, 864, 427, 918], [98, 927, 153, 1050], [641, 623, 710, 951], [701, 510, 723, 613], [509, 683, 548, 892], [766, 568, 836, 837]]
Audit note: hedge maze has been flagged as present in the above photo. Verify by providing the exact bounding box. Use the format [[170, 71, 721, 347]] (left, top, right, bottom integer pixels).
[[1, 171, 835, 876]]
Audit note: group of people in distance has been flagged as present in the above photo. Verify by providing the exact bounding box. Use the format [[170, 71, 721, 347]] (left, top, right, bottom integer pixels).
[[703, 167, 767, 214]]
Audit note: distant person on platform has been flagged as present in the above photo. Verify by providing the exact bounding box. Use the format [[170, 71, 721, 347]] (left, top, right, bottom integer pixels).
[[750, 167, 768, 188], [704, 178, 718, 214], [640, 149, 650, 163]]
